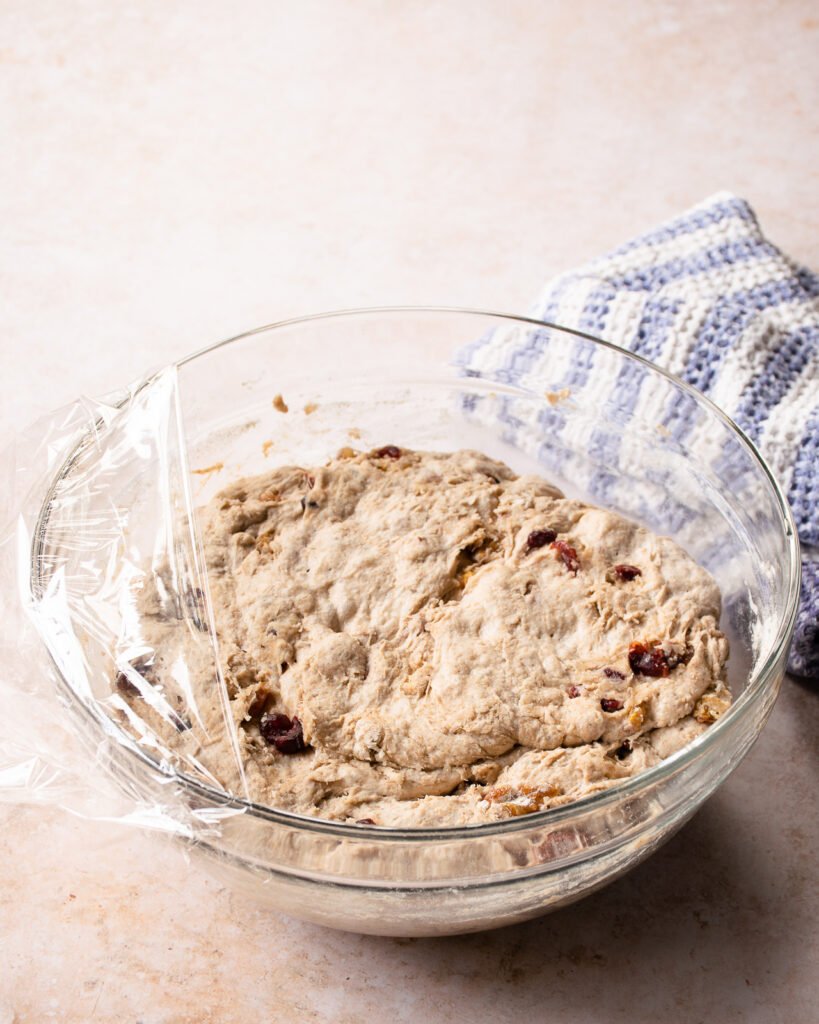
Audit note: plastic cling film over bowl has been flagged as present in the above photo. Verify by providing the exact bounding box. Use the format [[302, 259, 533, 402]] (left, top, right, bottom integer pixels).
[[0, 367, 249, 836]]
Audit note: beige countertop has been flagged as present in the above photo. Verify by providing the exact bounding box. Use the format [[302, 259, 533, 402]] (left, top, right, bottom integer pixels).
[[1, 2, 817, 1021]]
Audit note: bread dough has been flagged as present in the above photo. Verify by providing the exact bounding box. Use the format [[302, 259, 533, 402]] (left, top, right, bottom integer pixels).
[[125, 447, 730, 827]]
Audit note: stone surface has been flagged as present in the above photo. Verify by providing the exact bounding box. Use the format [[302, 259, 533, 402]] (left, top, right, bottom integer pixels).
[[1, 1, 817, 1020]]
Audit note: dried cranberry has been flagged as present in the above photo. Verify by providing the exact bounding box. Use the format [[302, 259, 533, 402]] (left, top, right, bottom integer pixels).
[[260, 712, 290, 735], [601, 698, 624, 713], [567, 685, 581, 698], [628, 642, 670, 678], [604, 667, 625, 680], [525, 528, 557, 551], [614, 564, 642, 581], [170, 710, 192, 733], [114, 671, 140, 696], [356, 818, 376, 825], [273, 720, 306, 754], [551, 539, 580, 574], [260, 713, 307, 753], [614, 741, 632, 760], [374, 445, 401, 459], [115, 660, 151, 696], [184, 587, 209, 632]]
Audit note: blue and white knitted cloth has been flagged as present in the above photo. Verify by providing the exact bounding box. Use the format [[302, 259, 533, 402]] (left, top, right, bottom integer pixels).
[[468, 193, 818, 678]]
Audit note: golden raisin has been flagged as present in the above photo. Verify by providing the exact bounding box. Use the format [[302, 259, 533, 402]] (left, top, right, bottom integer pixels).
[[694, 692, 730, 725], [628, 704, 647, 730], [485, 783, 562, 816]]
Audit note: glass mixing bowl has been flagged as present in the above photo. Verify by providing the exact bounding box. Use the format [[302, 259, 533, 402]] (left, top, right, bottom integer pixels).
[[31, 309, 800, 936]]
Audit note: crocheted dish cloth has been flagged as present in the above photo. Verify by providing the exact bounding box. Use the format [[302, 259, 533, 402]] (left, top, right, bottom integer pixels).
[[464, 193, 817, 678]]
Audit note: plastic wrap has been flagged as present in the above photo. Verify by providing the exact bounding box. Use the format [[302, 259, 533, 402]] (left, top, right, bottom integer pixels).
[[0, 368, 247, 837]]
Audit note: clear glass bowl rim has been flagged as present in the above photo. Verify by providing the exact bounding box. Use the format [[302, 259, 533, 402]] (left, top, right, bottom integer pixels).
[[33, 306, 802, 843]]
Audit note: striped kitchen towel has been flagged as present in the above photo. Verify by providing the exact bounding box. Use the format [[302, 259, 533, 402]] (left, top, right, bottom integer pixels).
[[463, 192, 818, 678]]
